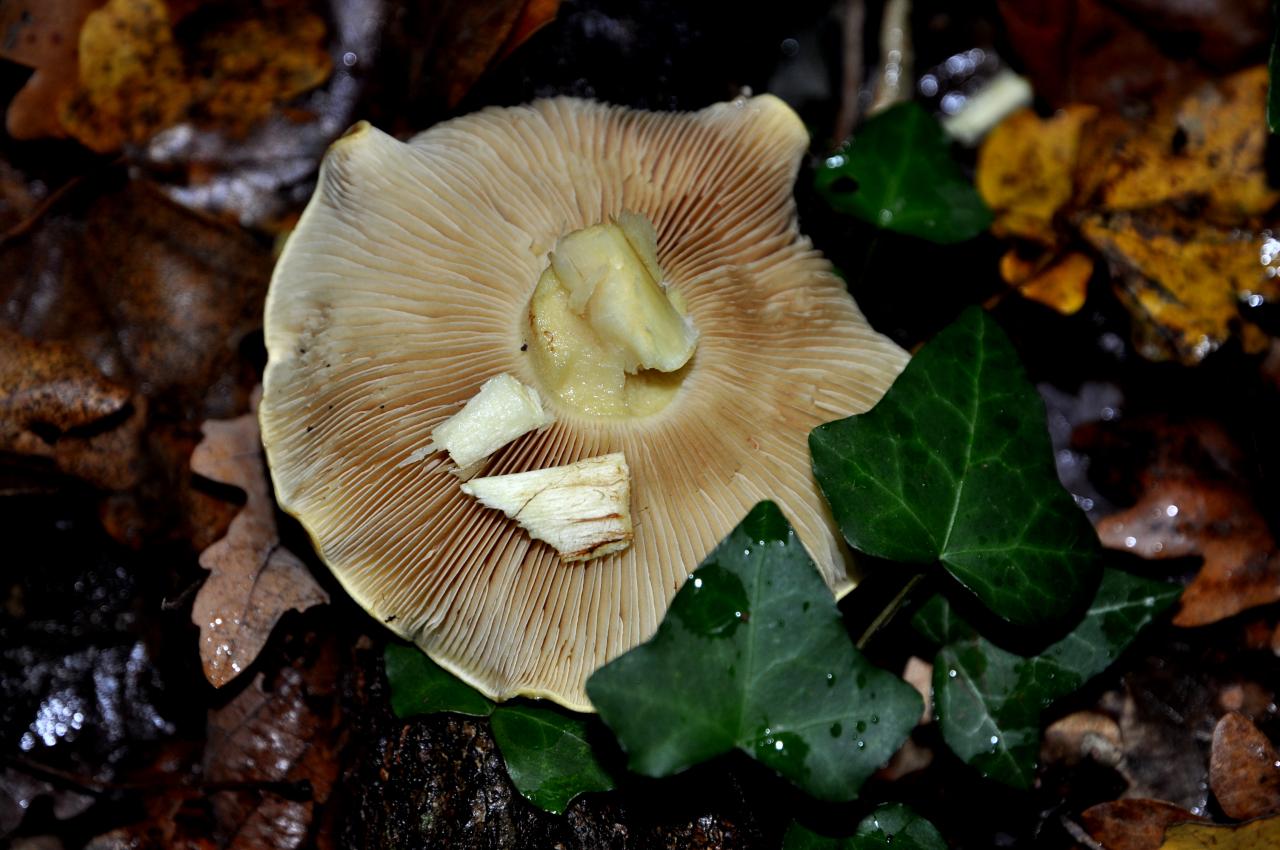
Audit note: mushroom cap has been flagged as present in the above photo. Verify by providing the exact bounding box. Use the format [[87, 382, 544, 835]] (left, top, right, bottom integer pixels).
[[260, 95, 909, 710]]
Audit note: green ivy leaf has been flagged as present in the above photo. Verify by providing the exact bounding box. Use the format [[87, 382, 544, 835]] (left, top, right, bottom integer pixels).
[[489, 703, 614, 814], [810, 306, 1101, 627], [919, 568, 1181, 788], [783, 803, 947, 849], [587, 502, 921, 802], [384, 643, 494, 718], [815, 101, 992, 243]]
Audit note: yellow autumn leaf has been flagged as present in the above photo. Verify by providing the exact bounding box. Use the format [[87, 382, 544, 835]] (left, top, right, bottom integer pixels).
[[1159, 815, 1280, 850], [1096, 66, 1279, 221], [1080, 210, 1279, 363], [60, 0, 331, 153], [977, 105, 1098, 246]]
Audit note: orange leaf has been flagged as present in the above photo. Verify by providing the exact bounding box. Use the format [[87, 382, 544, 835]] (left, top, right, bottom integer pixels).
[[0, 0, 105, 140], [1210, 712, 1280, 820], [1082, 799, 1204, 850]]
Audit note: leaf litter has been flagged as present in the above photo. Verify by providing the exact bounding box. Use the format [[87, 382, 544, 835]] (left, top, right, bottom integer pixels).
[[190, 395, 327, 688]]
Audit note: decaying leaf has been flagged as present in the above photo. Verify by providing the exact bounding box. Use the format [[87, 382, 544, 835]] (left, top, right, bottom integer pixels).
[[190, 402, 327, 687], [1096, 67, 1278, 221], [205, 646, 342, 849], [978, 105, 1098, 247], [1001, 250, 1094, 315], [1080, 211, 1278, 363], [1210, 712, 1280, 820], [59, 0, 331, 153], [1093, 420, 1280, 627], [1082, 799, 1205, 850], [0, 0, 106, 140], [1159, 816, 1280, 850], [0, 327, 144, 490]]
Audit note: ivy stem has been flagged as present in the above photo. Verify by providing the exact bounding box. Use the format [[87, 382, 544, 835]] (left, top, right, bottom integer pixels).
[[856, 572, 926, 650]]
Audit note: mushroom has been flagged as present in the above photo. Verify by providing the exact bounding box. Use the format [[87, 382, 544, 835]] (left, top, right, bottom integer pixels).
[[259, 95, 908, 710]]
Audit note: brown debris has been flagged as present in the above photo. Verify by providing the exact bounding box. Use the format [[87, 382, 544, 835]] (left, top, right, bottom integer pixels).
[[205, 646, 343, 849], [1082, 799, 1204, 850], [0, 0, 106, 141], [1209, 712, 1280, 820], [190, 403, 327, 687]]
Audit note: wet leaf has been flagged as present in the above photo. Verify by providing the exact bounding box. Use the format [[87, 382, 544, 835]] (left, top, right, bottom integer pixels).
[[1081, 210, 1279, 364], [587, 502, 921, 802], [1096, 68, 1278, 221], [815, 102, 991, 244], [1092, 420, 1280, 627], [783, 803, 946, 849], [0, 327, 144, 490], [1210, 712, 1280, 820], [205, 646, 342, 850], [61, 0, 331, 153], [916, 568, 1180, 788], [489, 703, 614, 814], [1082, 799, 1205, 850], [977, 106, 1097, 247], [190, 403, 327, 687], [810, 307, 1101, 627], [384, 643, 494, 718], [1159, 816, 1280, 850]]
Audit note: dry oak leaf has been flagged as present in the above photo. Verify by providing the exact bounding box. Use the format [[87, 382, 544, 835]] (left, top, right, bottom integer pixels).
[[1159, 816, 1280, 850], [205, 649, 341, 850], [977, 105, 1098, 247], [0, 326, 144, 490], [1082, 799, 1205, 850], [190, 405, 327, 688], [61, 0, 330, 153], [1080, 210, 1280, 364], [1210, 712, 1280, 821], [0, 0, 106, 140], [1095, 67, 1278, 222]]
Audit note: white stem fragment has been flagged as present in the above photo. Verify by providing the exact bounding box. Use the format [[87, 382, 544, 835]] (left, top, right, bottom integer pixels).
[[400, 373, 553, 475], [461, 453, 633, 562], [941, 69, 1033, 146]]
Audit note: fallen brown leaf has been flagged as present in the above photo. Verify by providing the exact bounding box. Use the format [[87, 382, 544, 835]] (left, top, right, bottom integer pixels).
[[1159, 816, 1280, 850], [0, 327, 144, 490], [1042, 711, 1123, 769], [0, 0, 106, 141], [190, 402, 327, 687], [59, 0, 331, 153], [1210, 712, 1280, 820], [1092, 419, 1280, 627], [205, 645, 342, 850], [1082, 799, 1204, 850]]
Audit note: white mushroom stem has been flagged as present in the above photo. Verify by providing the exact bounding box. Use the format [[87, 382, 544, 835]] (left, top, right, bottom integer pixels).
[[461, 453, 633, 562], [401, 373, 552, 476]]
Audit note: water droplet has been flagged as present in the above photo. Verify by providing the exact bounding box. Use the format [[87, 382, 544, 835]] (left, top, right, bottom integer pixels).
[[871, 714, 879, 724], [1124, 535, 1137, 548], [990, 735, 1000, 745], [948, 669, 958, 679], [774, 740, 785, 751], [825, 154, 846, 169], [1166, 504, 1179, 517], [342, 51, 358, 67], [830, 723, 842, 737], [856, 739, 866, 749], [693, 578, 703, 589], [856, 720, 867, 733], [878, 209, 894, 226], [743, 548, 752, 557]]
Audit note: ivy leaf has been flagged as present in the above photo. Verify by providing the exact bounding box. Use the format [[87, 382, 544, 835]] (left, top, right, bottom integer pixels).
[[489, 703, 615, 815], [587, 502, 921, 802], [783, 803, 947, 849], [810, 306, 1101, 627], [919, 568, 1181, 788], [815, 102, 992, 243], [384, 643, 494, 718]]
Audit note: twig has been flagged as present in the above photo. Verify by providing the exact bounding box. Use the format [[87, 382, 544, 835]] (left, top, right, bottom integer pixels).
[[869, 0, 913, 116], [856, 572, 926, 649], [833, 0, 866, 144], [1059, 815, 1106, 850]]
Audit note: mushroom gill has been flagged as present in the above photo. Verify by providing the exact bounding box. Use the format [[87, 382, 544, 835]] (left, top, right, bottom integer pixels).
[[259, 95, 909, 710]]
